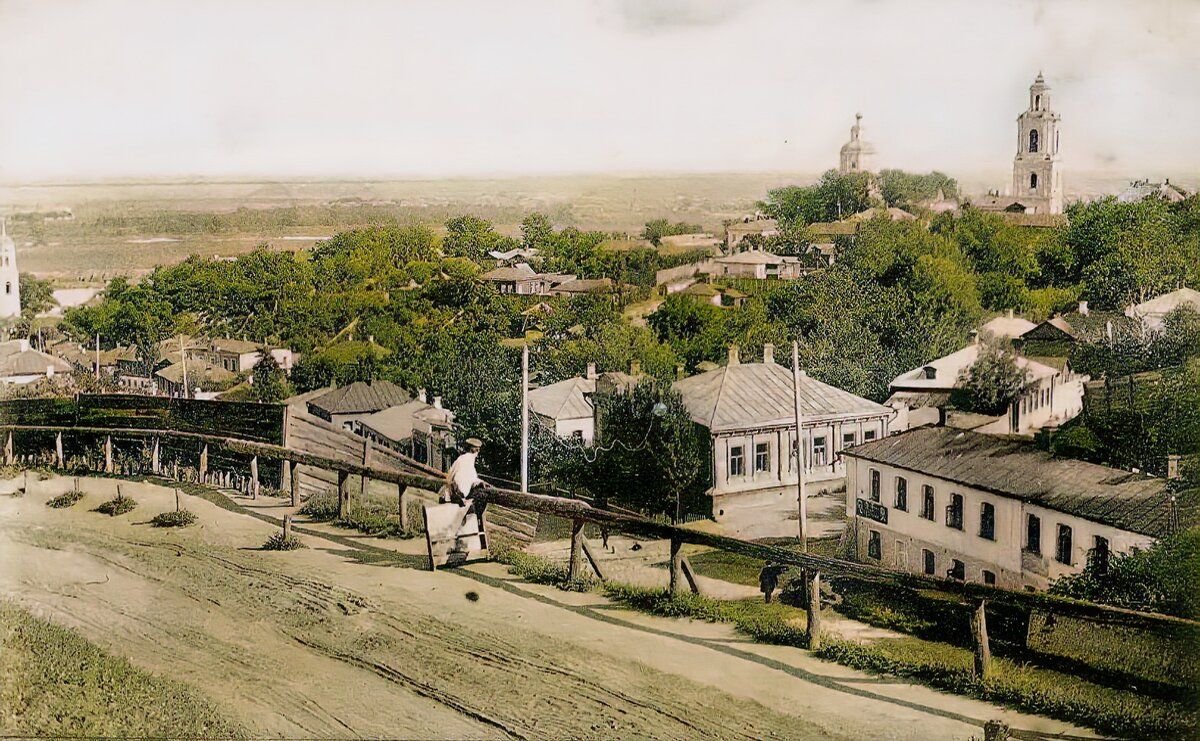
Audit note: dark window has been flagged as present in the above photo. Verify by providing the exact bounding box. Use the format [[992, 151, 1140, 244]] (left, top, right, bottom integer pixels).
[[946, 493, 964, 530], [894, 477, 908, 511], [982, 570, 997, 586], [754, 442, 770, 472], [3, 282, 9, 295], [864, 430, 877, 441], [923, 549, 935, 575], [979, 502, 995, 541], [1056, 524, 1073, 565], [921, 485, 935, 520], [843, 431, 856, 448], [1035, 94, 1041, 110], [1092, 536, 1110, 574], [729, 445, 745, 477], [867, 530, 881, 560], [811, 436, 827, 466], [948, 559, 965, 581], [869, 469, 881, 502], [1030, 173, 1038, 189], [1026, 514, 1041, 554], [1029, 128, 1039, 153]]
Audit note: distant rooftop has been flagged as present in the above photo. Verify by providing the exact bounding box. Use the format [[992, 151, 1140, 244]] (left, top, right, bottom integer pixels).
[[308, 380, 411, 416]]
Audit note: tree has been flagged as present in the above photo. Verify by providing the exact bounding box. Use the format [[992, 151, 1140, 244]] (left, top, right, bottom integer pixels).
[[521, 213, 556, 251], [878, 170, 959, 208], [443, 215, 515, 262], [758, 170, 874, 228], [642, 219, 703, 246], [955, 335, 1029, 415], [249, 351, 291, 403], [18, 273, 56, 318]]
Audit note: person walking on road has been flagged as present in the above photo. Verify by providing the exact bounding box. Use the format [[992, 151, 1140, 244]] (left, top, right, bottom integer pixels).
[[444, 438, 485, 506]]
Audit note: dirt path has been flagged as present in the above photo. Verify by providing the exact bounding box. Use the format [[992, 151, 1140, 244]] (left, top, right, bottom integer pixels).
[[0, 475, 1097, 739]]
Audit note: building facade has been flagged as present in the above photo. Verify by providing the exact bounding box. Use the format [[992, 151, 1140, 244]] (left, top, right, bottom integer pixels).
[[0, 219, 21, 319], [839, 113, 875, 175], [842, 427, 1179, 590], [1010, 73, 1063, 214]]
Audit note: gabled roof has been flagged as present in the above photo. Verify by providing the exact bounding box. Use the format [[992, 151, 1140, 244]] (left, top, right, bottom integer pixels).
[[977, 314, 1037, 340], [360, 399, 454, 442], [552, 278, 613, 293], [673, 361, 889, 432], [308, 380, 411, 416], [528, 376, 595, 421], [1128, 287, 1200, 317], [480, 263, 539, 281], [843, 426, 1189, 538], [210, 338, 264, 354], [716, 251, 799, 265], [890, 344, 1058, 392], [154, 359, 235, 385], [807, 221, 858, 237]]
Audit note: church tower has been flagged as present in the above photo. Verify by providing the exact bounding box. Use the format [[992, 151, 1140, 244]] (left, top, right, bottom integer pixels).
[[0, 218, 21, 319], [839, 113, 876, 175], [1011, 73, 1063, 214]]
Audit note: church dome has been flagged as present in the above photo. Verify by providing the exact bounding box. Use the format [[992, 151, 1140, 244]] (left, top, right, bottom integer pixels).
[[840, 113, 876, 155]]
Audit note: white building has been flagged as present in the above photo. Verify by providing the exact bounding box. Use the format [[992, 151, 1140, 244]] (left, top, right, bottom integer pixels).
[[708, 250, 806, 280], [843, 426, 1184, 590], [306, 380, 413, 431], [976, 74, 1064, 215], [0, 218, 21, 319], [673, 345, 892, 534], [358, 392, 456, 471], [528, 366, 597, 444], [1125, 287, 1200, 333], [839, 113, 876, 175], [0, 339, 72, 384]]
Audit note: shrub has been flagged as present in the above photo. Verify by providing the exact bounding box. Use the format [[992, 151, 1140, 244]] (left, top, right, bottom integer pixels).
[[493, 547, 596, 592], [150, 510, 198, 528], [261, 531, 303, 551], [298, 491, 339, 521], [95, 493, 137, 516], [46, 490, 84, 509]]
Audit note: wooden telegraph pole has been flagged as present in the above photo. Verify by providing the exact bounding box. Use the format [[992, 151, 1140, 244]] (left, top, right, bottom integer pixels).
[[792, 341, 808, 552], [520, 343, 529, 494]]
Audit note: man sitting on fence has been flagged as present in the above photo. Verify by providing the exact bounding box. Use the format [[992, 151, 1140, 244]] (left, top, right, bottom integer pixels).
[[443, 438, 485, 506]]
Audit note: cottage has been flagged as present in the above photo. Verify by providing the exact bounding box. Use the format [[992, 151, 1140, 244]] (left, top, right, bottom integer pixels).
[[673, 345, 892, 535], [154, 358, 236, 399], [0, 339, 72, 385], [709, 250, 805, 280], [548, 278, 614, 297], [1125, 288, 1200, 333], [358, 392, 456, 471], [528, 365, 597, 443], [479, 264, 556, 295], [195, 338, 296, 374], [306, 380, 412, 431], [843, 426, 1193, 590], [724, 218, 779, 249]]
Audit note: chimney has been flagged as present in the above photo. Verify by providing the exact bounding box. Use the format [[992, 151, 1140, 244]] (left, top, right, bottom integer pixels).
[[586, 362, 597, 380], [763, 343, 775, 365], [630, 360, 641, 376], [433, 396, 442, 409], [728, 344, 740, 365], [1006, 309, 1014, 320], [1078, 300, 1089, 316], [418, 388, 427, 403], [1167, 454, 1182, 481]]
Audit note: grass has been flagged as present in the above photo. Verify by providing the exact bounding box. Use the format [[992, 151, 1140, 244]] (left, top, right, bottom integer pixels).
[[45, 490, 84, 509], [498, 549, 1199, 739], [299, 490, 418, 539], [262, 531, 304, 551], [150, 509, 198, 528], [0, 602, 245, 739], [95, 492, 137, 517]]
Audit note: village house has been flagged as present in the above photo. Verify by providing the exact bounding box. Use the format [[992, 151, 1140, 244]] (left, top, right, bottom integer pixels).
[[708, 250, 806, 280], [887, 338, 1084, 435], [724, 217, 779, 250], [50, 340, 125, 379], [528, 364, 597, 443], [673, 345, 892, 533], [547, 277, 614, 297], [1117, 178, 1192, 204], [842, 426, 1192, 590], [154, 358, 236, 399], [1017, 300, 1137, 358], [0, 339, 72, 385], [1125, 287, 1200, 333], [306, 379, 412, 431], [192, 338, 296, 374], [479, 264, 573, 295], [358, 390, 457, 471]]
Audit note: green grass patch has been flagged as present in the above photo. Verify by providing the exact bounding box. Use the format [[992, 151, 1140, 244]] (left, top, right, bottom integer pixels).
[[150, 509, 198, 528], [45, 490, 84, 509], [262, 531, 304, 551], [94, 492, 137, 517], [493, 547, 596, 592], [0, 602, 245, 738], [299, 490, 417, 539]]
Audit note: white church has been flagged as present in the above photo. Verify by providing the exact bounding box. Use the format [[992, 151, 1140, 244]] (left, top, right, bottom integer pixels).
[[975, 73, 1065, 215], [0, 218, 21, 319]]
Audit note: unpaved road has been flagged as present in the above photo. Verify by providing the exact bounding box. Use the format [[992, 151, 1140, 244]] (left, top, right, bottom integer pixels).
[[0, 476, 1095, 739]]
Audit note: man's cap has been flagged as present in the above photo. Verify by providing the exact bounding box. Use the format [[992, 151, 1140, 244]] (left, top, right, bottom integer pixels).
[[464, 437, 483, 449]]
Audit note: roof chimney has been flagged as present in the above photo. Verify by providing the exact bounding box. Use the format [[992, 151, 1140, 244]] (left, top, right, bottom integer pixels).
[[728, 345, 740, 365], [1167, 454, 1182, 481], [433, 396, 442, 409], [418, 388, 427, 403], [763, 343, 774, 365], [1078, 300, 1089, 316], [586, 362, 597, 380]]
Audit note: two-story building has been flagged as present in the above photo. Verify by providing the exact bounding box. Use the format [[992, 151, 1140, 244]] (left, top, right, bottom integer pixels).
[[194, 338, 296, 374], [843, 426, 1188, 590], [673, 344, 892, 535]]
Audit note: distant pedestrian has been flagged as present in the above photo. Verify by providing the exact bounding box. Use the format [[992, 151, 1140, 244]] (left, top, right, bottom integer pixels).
[[443, 438, 485, 507], [759, 563, 786, 604]]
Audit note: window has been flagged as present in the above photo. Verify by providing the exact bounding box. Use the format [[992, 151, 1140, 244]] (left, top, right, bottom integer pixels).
[[1029, 128, 1039, 153], [729, 445, 745, 477], [1035, 94, 1041, 110], [754, 442, 770, 473], [921, 485, 935, 520], [923, 549, 935, 575], [1030, 173, 1038, 189], [1026, 514, 1041, 554], [3, 282, 9, 295], [571, 430, 583, 442], [869, 469, 881, 502], [949, 559, 965, 581], [843, 431, 856, 448], [979, 502, 995, 541], [811, 436, 827, 467], [867, 530, 881, 560], [982, 570, 997, 586], [946, 493, 964, 530], [894, 477, 908, 511], [1092, 536, 1110, 574], [864, 430, 877, 441], [1056, 524, 1073, 565]]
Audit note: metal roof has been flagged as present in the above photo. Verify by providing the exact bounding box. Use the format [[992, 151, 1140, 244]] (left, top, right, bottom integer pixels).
[[843, 426, 1190, 538], [528, 376, 595, 420], [360, 400, 453, 442], [480, 264, 539, 281], [672, 361, 890, 432], [889, 344, 1058, 392], [308, 380, 411, 415], [1129, 288, 1200, 317]]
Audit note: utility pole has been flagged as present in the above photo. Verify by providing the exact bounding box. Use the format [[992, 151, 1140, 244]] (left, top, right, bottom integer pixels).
[[94, 333, 101, 380], [179, 335, 188, 399], [520, 342, 529, 493], [792, 341, 808, 552]]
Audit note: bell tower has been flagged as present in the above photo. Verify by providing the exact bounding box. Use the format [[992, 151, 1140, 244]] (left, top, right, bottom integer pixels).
[[0, 218, 20, 320], [1011, 73, 1062, 214]]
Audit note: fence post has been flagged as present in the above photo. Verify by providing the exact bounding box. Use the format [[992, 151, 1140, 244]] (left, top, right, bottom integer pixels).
[[104, 435, 113, 474], [175, 488, 181, 512], [669, 536, 683, 595], [250, 456, 259, 499], [807, 570, 823, 650], [198, 444, 208, 483], [55, 432, 64, 468], [398, 484, 409, 531], [4, 431, 11, 466], [971, 599, 992, 680], [568, 519, 585, 582], [337, 470, 350, 520], [289, 460, 300, 507], [151, 436, 161, 475], [283, 514, 293, 541], [361, 438, 372, 496]]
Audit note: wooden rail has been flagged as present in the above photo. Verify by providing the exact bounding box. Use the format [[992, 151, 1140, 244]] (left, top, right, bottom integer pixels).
[[4, 422, 1197, 637]]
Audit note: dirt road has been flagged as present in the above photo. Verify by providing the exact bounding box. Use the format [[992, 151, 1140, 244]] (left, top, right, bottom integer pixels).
[[0, 476, 1094, 739]]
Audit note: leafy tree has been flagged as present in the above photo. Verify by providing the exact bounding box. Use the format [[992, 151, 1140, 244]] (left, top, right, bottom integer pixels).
[[878, 170, 958, 208], [443, 215, 516, 262], [642, 219, 703, 246], [520, 212, 556, 251], [18, 273, 56, 318], [759, 170, 874, 228], [955, 335, 1029, 415], [249, 351, 291, 403]]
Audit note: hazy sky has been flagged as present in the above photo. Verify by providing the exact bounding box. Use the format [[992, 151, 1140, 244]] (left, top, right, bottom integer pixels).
[[2, 0, 1198, 183]]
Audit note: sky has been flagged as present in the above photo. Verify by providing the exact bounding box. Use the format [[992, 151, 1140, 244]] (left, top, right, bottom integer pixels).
[[1, 0, 1198, 183]]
